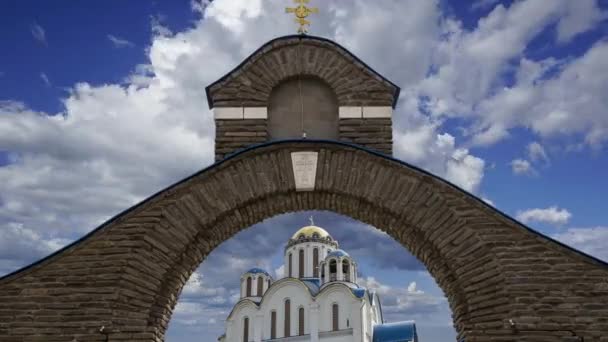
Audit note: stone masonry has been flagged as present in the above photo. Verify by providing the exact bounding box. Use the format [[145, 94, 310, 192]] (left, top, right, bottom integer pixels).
[[209, 35, 399, 160], [1, 141, 607, 342]]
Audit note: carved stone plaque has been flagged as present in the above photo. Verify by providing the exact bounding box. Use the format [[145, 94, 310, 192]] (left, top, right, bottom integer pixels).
[[291, 151, 318, 191]]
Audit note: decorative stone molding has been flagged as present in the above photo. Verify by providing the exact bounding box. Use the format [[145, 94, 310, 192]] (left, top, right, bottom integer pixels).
[[214, 107, 268, 120], [338, 106, 393, 119]]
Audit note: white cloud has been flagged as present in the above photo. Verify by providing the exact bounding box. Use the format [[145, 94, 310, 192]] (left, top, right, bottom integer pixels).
[[30, 22, 47, 45], [476, 41, 608, 148], [471, 0, 501, 11], [107, 34, 135, 48], [395, 124, 485, 193], [359, 276, 448, 321], [553, 227, 608, 262], [510, 158, 535, 176], [516, 206, 572, 225], [0, 222, 69, 275], [527, 141, 549, 164], [556, 0, 607, 43], [274, 265, 284, 279]]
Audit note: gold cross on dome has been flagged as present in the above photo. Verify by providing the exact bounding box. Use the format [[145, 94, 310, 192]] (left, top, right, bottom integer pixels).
[[286, 0, 319, 34]]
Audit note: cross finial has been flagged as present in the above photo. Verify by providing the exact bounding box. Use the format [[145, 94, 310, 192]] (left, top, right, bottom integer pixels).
[[309, 215, 314, 226], [285, 0, 319, 34]]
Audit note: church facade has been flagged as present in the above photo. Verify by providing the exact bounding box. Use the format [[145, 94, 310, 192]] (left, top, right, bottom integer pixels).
[[219, 225, 418, 342]]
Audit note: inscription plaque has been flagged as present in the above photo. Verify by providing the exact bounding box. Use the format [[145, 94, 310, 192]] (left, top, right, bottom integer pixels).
[[291, 152, 318, 191]]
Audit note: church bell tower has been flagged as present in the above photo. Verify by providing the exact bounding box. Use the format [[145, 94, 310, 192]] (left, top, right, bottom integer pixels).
[[206, 35, 401, 161]]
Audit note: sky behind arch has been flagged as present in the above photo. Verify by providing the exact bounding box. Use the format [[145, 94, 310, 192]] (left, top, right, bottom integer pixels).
[[1, 0, 607, 341]]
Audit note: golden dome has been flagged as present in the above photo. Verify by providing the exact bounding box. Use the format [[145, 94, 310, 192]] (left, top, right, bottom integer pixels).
[[291, 225, 331, 239]]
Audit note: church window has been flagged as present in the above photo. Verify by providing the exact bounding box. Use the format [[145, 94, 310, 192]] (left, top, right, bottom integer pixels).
[[298, 249, 304, 278], [298, 307, 305, 335], [267, 279, 271, 289], [284, 299, 291, 337], [313, 248, 319, 277], [271, 311, 277, 339], [257, 276, 263, 296], [288, 253, 293, 277], [332, 303, 339, 331], [243, 317, 249, 342], [312, 232, 319, 238], [246, 277, 252, 297]]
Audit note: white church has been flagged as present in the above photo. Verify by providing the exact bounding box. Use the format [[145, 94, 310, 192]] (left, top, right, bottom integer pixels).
[[218, 223, 418, 342]]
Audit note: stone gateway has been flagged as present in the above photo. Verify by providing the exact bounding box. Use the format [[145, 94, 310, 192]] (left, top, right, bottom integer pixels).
[[1, 35, 607, 342]]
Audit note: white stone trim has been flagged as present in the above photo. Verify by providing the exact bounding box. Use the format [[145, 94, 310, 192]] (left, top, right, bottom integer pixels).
[[362, 106, 392, 118], [214, 107, 243, 119], [338, 106, 362, 118], [244, 107, 268, 119], [214, 107, 268, 119]]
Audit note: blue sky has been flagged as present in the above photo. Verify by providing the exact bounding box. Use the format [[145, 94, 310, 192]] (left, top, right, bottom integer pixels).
[[1, 1, 607, 341]]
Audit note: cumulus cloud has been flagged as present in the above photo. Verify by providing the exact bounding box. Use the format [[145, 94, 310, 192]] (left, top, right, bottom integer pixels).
[[527, 142, 550, 164], [395, 126, 485, 193], [553, 227, 608, 262], [0, 223, 69, 275], [510, 158, 535, 176], [359, 277, 447, 320], [107, 34, 135, 48], [516, 206, 572, 225]]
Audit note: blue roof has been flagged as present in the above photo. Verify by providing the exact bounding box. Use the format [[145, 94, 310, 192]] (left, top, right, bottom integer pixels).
[[245, 267, 270, 276], [326, 249, 349, 258], [352, 288, 366, 298], [301, 279, 321, 295], [373, 321, 418, 342]]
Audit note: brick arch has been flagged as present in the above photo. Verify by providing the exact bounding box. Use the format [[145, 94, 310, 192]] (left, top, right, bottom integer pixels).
[[205, 35, 400, 109], [1, 141, 608, 342]]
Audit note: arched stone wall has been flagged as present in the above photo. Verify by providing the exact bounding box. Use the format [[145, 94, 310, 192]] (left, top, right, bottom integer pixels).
[[1, 141, 607, 342]]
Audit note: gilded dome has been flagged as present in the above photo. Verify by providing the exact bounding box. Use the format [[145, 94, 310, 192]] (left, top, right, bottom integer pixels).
[[291, 225, 331, 240]]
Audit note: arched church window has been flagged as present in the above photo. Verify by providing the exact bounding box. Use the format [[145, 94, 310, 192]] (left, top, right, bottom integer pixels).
[[321, 262, 325, 280], [343, 259, 350, 282], [271, 310, 277, 339], [257, 276, 263, 296], [298, 249, 304, 278], [332, 303, 339, 331], [243, 316, 249, 342], [298, 307, 305, 335], [288, 253, 293, 277], [268, 77, 338, 140], [298, 234, 305, 240], [329, 259, 337, 281], [246, 277, 252, 297], [313, 248, 319, 277], [312, 232, 319, 239], [284, 299, 291, 337]]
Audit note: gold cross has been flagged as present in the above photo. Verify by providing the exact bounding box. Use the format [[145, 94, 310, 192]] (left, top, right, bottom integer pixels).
[[285, 0, 319, 34]]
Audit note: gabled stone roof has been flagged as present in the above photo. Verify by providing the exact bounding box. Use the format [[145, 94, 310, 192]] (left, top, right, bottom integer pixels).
[[205, 35, 401, 109]]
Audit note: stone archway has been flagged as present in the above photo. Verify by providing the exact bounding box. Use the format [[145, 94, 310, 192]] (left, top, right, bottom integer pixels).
[[1, 141, 607, 342]]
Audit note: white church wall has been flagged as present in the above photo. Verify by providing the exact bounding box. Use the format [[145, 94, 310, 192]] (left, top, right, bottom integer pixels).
[[260, 280, 315, 339]]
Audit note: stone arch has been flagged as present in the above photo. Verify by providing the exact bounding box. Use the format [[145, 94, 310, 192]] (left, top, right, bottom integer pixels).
[[205, 35, 399, 109], [1, 140, 607, 342]]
